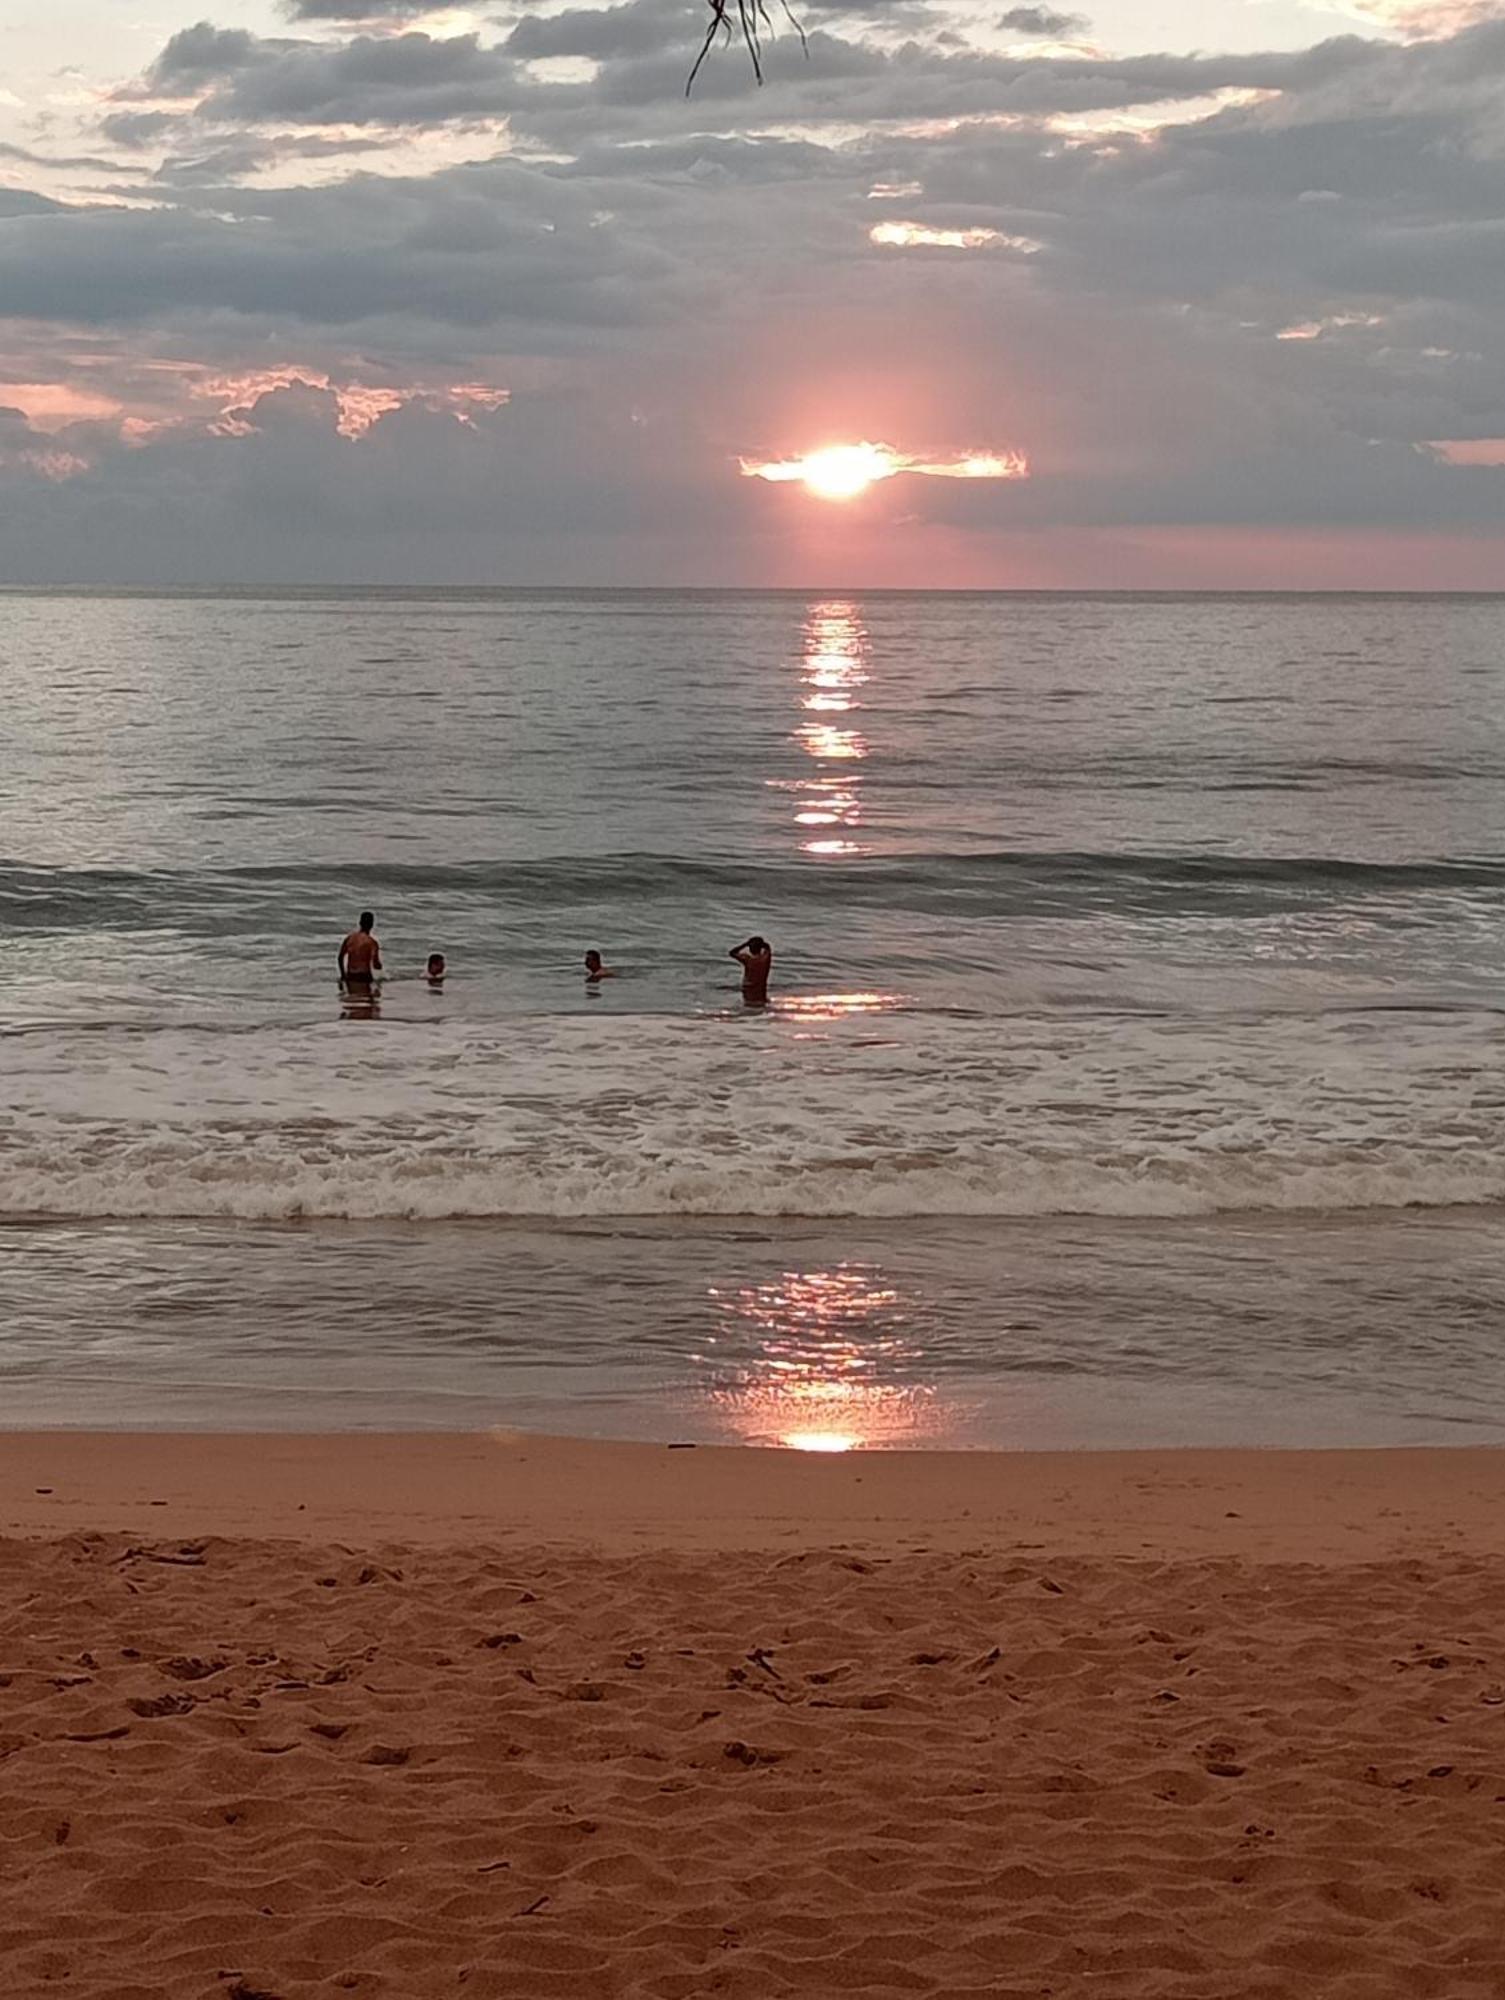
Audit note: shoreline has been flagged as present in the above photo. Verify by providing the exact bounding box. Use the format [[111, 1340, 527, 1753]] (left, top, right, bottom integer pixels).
[[7, 1207, 1505, 1460], [6, 1431, 1505, 1557]]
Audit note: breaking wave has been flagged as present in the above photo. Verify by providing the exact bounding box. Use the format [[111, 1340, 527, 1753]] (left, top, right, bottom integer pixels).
[[0, 1135, 1500, 1223], [2, 1007, 1501, 1223]]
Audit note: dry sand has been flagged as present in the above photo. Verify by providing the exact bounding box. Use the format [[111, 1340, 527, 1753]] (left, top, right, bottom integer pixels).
[[5, 1434, 1505, 1998]]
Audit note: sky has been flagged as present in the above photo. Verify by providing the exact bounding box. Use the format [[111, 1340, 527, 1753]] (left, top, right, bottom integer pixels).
[[2, 0, 1504, 585]]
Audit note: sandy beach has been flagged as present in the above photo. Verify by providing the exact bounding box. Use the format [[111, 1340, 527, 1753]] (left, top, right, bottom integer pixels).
[[2, 1437, 1504, 1998]]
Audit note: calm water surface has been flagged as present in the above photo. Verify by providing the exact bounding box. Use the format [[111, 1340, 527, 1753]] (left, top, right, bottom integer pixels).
[[3, 589, 1504, 1445]]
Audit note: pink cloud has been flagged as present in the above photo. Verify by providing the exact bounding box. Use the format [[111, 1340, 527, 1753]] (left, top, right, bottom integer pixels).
[[1430, 439, 1505, 466], [0, 382, 122, 430], [19, 448, 90, 482], [192, 366, 508, 438]]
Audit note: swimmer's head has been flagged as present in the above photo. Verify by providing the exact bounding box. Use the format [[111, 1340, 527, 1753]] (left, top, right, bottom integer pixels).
[[360, 910, 375, 933], [584, 950, 602, 973], [427, 952, 445, 979]]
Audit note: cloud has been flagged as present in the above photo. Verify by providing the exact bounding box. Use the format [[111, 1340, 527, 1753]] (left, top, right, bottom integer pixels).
[[213, 31, 518, 125], [0, 166, 692, 338], [4, 0, 1505, 579], [108, 28, 526, 131], [98, 109, 186, 149], [997, 6, 1090, 36], [501, 0, 690, 62], [146, 22, 264, 85], [94, 9, 1387, 151], [149, 130, 396, 184], [283, 0, 454, 16], [0, 372, 766, 583], [1349, 0, 1505, 33], [0, 139, 133, 174], [0, 188, 67, 216]]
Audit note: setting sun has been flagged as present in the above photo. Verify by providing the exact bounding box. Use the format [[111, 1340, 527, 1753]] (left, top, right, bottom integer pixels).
[[797, 443, 900, 500], [742, 441, 1028, 502], [740, 442, 901, 501]]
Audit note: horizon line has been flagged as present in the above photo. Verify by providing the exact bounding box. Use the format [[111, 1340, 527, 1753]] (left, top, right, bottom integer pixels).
[[5, 583, 1505, 598]]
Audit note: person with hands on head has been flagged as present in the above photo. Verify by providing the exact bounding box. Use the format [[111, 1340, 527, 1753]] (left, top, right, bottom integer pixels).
[[730, 934, 772, 1006]]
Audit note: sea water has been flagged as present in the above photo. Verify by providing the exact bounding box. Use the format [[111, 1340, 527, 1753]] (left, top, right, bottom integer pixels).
[[3, 587, 1504, 1446]]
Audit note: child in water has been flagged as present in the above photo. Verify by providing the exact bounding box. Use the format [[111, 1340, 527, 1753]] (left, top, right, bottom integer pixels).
[[426, 951, 446, 986], [584, 950, 616, 982]]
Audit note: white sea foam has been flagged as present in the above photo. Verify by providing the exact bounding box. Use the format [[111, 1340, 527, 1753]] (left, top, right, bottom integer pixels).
[[3, 1008, 1502, 1221]]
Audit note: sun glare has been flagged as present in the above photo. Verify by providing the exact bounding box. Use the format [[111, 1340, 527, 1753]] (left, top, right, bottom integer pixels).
[[778, 442, 899, 500], [800, 443, 900, 499], [783, 1430, 862, 1453], [742, 440, 1028, 501]]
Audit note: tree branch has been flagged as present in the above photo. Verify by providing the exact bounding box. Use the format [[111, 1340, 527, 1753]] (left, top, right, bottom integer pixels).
[[686, 0, 807, 95]]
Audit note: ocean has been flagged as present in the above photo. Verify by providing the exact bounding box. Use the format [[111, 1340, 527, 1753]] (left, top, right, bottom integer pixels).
[[3, 587, 1504, 1447]]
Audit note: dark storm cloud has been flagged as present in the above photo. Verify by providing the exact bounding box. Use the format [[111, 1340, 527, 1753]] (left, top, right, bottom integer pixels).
[[998, 7, 1089, 35]]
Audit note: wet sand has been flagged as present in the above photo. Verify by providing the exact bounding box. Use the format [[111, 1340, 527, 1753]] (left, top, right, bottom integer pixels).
[[5, 1434, 1505, 1998]]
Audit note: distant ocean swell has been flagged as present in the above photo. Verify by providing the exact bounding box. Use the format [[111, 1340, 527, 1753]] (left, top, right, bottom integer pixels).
[[5, 850, 1505, 929]]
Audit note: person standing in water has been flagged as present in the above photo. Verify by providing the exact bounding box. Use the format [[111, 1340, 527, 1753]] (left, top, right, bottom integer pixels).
[[338, 911, 382, 992], [584, 950, 616, 983], [730, 934, 772, 1006]]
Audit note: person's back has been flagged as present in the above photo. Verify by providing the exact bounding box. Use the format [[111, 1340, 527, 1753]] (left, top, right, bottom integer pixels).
[[339, 911, 382, 986], [730, 934, 772, 1005]]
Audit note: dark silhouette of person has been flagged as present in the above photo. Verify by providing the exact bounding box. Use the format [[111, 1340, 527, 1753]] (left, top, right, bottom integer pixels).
[[730, 935, 772, 1005], [339, 912, 382, 992]]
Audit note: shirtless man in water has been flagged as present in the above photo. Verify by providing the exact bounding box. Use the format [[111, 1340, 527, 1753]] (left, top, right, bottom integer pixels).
[[730, 934, 772, 1006], [339, 911, 382, 990]]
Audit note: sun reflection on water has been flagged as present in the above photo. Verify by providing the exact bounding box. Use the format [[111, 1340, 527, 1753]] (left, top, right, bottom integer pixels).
[[696, 1264, 949, 1450], [798, 721, 867, 762], [785, 601, 872, 855], [778, 990, 898, 1016]]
